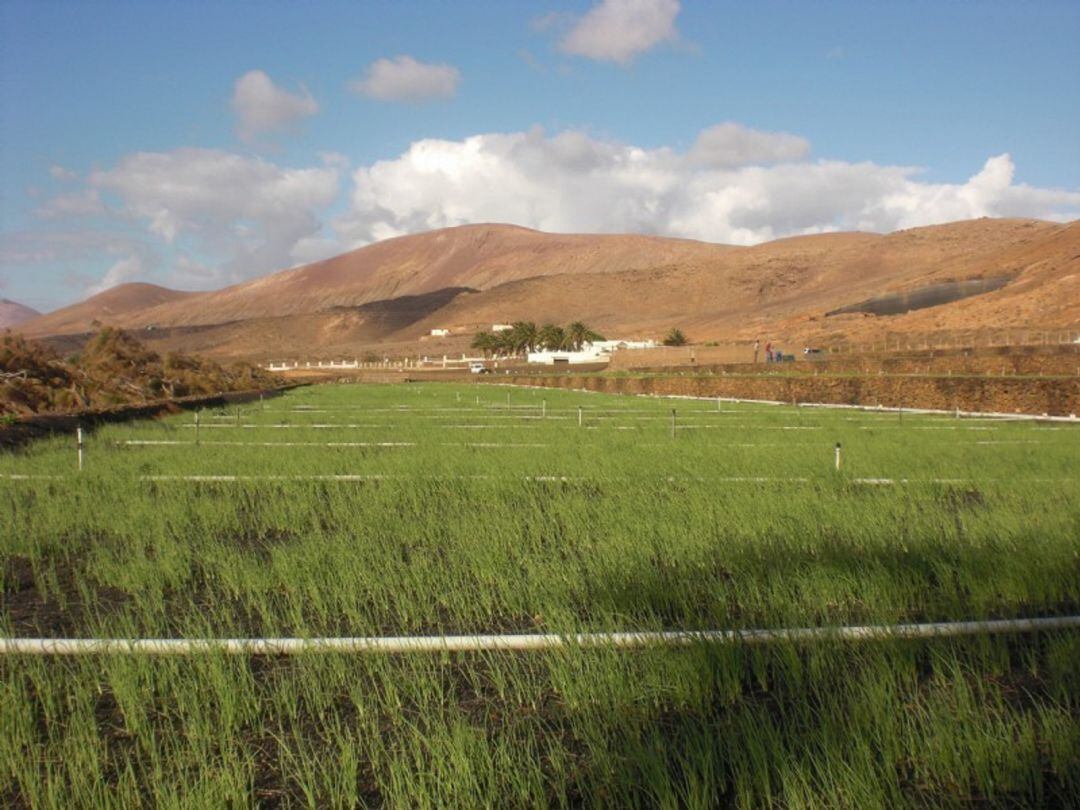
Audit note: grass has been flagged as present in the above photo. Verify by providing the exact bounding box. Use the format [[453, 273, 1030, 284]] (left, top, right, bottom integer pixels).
[[1, 382, 1079, 807]]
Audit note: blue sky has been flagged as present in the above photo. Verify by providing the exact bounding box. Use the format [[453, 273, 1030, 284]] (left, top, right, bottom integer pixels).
[[1, 0, 1078, 312]]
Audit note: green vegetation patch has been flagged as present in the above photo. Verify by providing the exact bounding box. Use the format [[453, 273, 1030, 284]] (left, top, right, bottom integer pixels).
[[1, 383, 1078, 806]]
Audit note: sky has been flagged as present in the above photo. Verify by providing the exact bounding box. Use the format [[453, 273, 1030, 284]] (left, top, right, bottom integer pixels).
[[1, 0, 1078, 313]]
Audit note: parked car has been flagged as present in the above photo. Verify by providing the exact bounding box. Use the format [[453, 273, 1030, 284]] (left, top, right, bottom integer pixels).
[[469, 362, 492, 374]]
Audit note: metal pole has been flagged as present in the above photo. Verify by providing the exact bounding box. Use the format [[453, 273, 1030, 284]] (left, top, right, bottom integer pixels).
[[835, 442, 842, 471], [671, 409, 676, 439], [76, 427, 83, 472], [578, 406, 583, 427], [542, 399, 546, 419], [195, 410, 200, 446]]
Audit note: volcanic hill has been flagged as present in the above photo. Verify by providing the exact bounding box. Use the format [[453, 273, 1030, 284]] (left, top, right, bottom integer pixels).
[[0, 299, 40, 329], [17, 219, 1080, 359]]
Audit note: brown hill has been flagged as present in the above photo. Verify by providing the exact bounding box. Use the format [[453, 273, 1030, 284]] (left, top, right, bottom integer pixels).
[[23, 224, 731, 336], [393, 218, 1078, 343], [18, 218, 1080, 359], [22, 283, 197, 338], [0, 299, 40, 329]]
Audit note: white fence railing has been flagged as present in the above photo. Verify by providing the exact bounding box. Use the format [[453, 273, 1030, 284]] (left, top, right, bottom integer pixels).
[[266, 355, 491, 372]]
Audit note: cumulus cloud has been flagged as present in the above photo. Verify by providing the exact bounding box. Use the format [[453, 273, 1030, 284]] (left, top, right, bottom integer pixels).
[[231, 70, 319, 142], [34, 189, 107, 219], [90, 147, 340, 283], [560, 0, 680, 64], [332, 126, 1080, 247], [10, 125, 1079, 306], [689, 123, 810, 169], [350, 56, 460, 102]]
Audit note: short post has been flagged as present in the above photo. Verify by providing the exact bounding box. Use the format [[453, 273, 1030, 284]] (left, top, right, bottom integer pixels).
[[260, 393, 264, 410], [717, 397, 721, 411], [834, 442, 842, 471], [235, 407, 241, 426], [76, 427, 84, 472], [578, 406, 583, 427], [507, 392, 511, 411], [195, 410, 201, 446], [671, 409, 677, 439], [542, 399, 547, 419]]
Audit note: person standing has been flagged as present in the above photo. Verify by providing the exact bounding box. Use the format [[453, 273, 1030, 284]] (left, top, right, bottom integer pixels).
[[753, 339, 760, 363], [765, 341, 773, 363]]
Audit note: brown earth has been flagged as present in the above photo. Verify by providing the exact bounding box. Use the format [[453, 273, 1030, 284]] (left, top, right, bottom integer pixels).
[[17, 218, 1080, 361]]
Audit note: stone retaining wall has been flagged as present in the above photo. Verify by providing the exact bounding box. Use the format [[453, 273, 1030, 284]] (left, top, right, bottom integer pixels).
[[490, 374, 1080, 417]]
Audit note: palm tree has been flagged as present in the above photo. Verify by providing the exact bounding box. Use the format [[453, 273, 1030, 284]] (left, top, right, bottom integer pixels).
[[508, 321, 539, 355], [470, 332, 497, 357], [663, 328, 688, 346], [567, 321, 605, 350], [537, 324, 567, 351]]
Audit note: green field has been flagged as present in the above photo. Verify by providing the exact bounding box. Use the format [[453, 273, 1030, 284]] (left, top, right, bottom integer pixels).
[[2, 382, 1079, 807]]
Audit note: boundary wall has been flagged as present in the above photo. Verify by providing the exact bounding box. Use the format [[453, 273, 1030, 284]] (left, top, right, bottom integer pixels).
[[485, 374, 1080, 418]]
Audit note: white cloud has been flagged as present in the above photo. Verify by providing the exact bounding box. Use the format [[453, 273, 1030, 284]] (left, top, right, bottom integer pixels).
[[0, 230, 145, 265], [34, 189, 107, 219], [89, 147, 340, 284], [231, 70, 319, 142], [49, 165, 78, 181], [333, 126, 1080, 248], [86, 255, 146, 296], [350, 56, 460, 102], [10, 125, 1079, 307], [689, 123, 811, 168], [560, 0, 680, 64]]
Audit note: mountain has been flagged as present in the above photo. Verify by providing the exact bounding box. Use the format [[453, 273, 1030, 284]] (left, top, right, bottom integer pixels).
[[390, 218, 1079, 342], [21, 224, 730, 336], [21, 283, 196, 338], [17, 218, 1079, 358], [0, 299, 40, 329]]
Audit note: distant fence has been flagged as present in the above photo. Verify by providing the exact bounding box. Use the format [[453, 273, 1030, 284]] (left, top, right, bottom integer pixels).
[[267, 356, 490, 372]]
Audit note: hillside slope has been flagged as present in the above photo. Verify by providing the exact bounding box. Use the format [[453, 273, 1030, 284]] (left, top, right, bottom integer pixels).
[[22, 224, 732, 336], [18, 218, 1078, 358], [0, 299, 40, 329], [22, 283, 197, 338], [394, 219, 1076, 342]]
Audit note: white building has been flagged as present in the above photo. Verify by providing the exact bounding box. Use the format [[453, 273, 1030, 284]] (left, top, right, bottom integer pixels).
[[526, 339, 656, 365], [429, 328, 450, 337]]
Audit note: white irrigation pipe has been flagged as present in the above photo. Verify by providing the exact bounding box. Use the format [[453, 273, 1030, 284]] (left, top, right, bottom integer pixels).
[[4, 615, 1077, 656], [120, 440, 416, 447], [3, 473, 1074, 486]]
